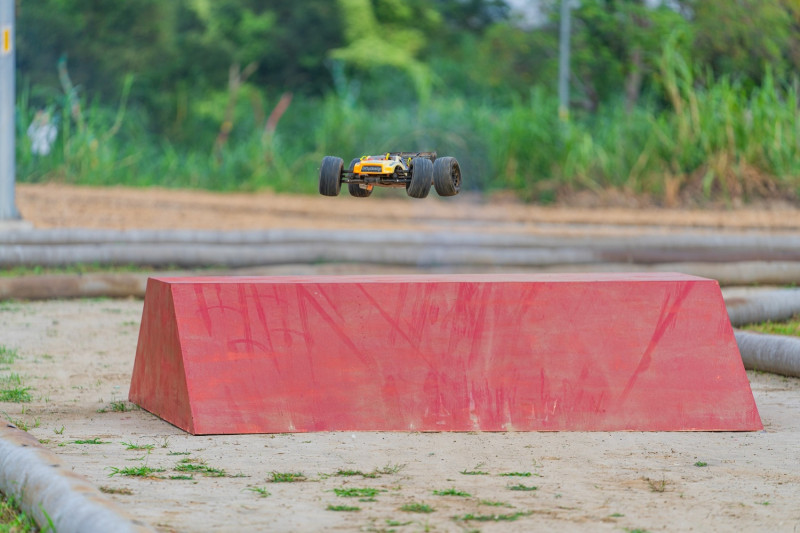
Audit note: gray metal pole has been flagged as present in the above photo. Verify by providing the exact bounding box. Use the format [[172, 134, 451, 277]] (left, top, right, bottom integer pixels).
[[0, 0, 19, 220], [557, 0, 571, 122]]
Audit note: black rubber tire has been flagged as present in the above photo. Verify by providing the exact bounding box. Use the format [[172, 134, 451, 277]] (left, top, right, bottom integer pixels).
[[407, 157, 432, 198], [319, 156, 343, 196], [433, 156, 461, 196], [347, 158, 372, 197]]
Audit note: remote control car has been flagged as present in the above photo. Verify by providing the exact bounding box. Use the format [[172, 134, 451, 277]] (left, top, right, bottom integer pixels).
[[318, 152, 461, 198]]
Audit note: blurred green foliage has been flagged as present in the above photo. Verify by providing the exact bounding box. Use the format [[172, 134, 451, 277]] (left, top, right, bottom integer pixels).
[[12, 0, 800, 204]]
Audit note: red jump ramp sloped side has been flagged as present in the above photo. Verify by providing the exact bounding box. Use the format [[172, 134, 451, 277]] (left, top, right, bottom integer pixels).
[[129, 273, 762, 434]]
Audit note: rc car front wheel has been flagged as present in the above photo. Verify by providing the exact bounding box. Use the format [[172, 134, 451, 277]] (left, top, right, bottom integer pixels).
[[433, 156, 461, 196], [319, 156, 343, 196], [407, 157, 432, 198], [347, 158, 372, 197]]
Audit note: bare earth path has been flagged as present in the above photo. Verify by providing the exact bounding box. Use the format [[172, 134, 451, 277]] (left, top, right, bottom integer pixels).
[[2, 184, 800, 532]]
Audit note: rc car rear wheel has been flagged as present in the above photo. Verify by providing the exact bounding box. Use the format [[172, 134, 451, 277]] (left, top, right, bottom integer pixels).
[[319, 156, 343, 196], [347, 158, 372, 197], [407, 157, 432, 198], [433, 156, 461, 196]]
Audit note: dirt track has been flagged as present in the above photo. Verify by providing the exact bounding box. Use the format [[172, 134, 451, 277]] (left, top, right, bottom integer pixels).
[[15, 183, 800, 233], [3, 184, 800, 532]]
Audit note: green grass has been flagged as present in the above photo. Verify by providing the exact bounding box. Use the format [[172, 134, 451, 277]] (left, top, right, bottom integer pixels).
[[433, 488, 471, 497], [123, 441, 155, 451], [480, 500, 513, 508], [0, 346, 18, 365], [375, 463, 406, 475], [453, 511, 533, 522], [107, 465, 165, 477], [246, 486, 270, 498], [0, 264, 160, 278], [400, 502, 435, 513], [507, 483, 538, 491], [460, 463, 490, 475], [694, 461, 708, 467], [0, 374, 32, 403], [0, 493, 37, 532], [269, 471, 306, 483], [333, 488, 384, 498], [499, 472, 532, 477], [334, 469, 379, 479], [327, 505, 360, 512], [175, 459, 225, 477], [743, 316, 800, 337], [73, 438, 108, 445]]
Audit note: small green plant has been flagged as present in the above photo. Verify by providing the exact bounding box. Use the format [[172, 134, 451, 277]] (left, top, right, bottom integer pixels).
[[73, 438, 108, 445], [333, 488, 384, 498], [54, 426, 65, 435], [0, 346, 19, 365], [508, 484, 538, 491], [327, 504, 360, 512], [0, 374, 32, 403], [175, 459, 225, 477], [376, 463, 406, 475], [694, 461, 708, 467], [757, 501, 771, 506], [110, 401, 130, 412], [0, 493, 38, 531], [122, 441, 155, 451], [499, 472, 532, 477], [460, 462, 490, 475], [269, 471, 306, 482], [169, 474, 194, 480], [479, 500, 513, 507], [246, 486, 270, 498], [167, 451, 191, 456], [453, 511, 533, 522], [433, 488, 471, 497], [610, 513, 625, 517], [386, 519, 413, 526], [334, 469, 379, 478], [107, 465, 165, 477], [400, 503, 435, 513]]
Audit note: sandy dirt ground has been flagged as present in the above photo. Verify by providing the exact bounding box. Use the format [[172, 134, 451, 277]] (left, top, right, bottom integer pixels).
[[2, 184, 800, 532]]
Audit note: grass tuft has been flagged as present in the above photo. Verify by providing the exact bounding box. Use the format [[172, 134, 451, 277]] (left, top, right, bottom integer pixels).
[[453, 511, 533, 522], [433, 488, 471, 497], [0, 374, 32, 403], [246, 486, 270, 498], [327, 505, 360, 512], [73, 438, 108, 445], [0, 346, 18, 365], [508, 483, 538, 491], [269, 471, 306, 483], [107, 465, 165, 477], [333, 488, 384, 498], [400, 502, 435, 513]]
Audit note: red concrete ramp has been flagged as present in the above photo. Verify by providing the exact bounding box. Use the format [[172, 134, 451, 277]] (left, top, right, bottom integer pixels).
[[129, 273, 762, 434]]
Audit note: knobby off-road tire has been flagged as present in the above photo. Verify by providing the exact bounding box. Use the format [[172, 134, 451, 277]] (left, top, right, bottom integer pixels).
[[319, 156, 343, 196], [433, 156, 461, 196], [407, 157, 433, 198], [347, 158, 372, 197]]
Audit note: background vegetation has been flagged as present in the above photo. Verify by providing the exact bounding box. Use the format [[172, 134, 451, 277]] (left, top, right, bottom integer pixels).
[[13, 0, 800, 204]]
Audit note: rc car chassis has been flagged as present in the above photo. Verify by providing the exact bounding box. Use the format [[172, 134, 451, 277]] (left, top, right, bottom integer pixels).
[[319, 152, 462, 198]]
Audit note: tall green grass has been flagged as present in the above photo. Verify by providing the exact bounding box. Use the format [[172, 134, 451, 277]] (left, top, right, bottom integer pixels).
[[15, 37, 800, 203]]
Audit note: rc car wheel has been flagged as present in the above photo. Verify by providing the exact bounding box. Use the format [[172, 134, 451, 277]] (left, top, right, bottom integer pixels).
[[347, 158, 372, 197], [407, 157, 432, 198], [433, 156, 461, 196], [319, 156, 343, 196]]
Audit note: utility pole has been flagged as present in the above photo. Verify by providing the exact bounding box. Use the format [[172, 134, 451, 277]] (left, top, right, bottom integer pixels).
[[558, 0, 572, 122], [0, 0, 19, 220]]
